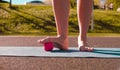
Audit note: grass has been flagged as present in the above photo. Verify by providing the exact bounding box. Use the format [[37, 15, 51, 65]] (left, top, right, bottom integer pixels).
[[0, 1, 9, 7], [87, 33, 120, 37], [0, 3, 120, 36], [1, 33, 120, 37], [0, 5, 56, 34], [93, 10, 120, 33]]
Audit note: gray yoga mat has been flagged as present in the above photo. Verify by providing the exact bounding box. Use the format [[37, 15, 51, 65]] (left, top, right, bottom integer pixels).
[[0, 47, 120, 58]]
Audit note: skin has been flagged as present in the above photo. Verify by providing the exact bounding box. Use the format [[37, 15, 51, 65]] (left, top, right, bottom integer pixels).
[[38, 0, 93, 52]]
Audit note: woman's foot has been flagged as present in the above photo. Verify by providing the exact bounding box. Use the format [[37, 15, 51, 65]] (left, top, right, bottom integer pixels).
[[78, 43, 94, 52], [79, 46, 94, 52], [78, 37, 94, 52], [38, 35, 68, 50]]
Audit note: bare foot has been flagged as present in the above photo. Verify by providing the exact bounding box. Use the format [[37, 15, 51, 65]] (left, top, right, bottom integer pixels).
[[38, 35, 68, 50], [78, 38, 94, 52], [79, 46, 94, 52]]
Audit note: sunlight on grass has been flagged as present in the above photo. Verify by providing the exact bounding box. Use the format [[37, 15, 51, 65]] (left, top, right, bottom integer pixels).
[[0, 3, 120, 36]]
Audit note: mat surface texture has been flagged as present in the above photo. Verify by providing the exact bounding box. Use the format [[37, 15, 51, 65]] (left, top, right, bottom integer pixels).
[[0, 47, 120, 58]]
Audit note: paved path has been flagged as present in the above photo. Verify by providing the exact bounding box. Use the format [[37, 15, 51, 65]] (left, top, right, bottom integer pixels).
[[0, 36, 120, 70]]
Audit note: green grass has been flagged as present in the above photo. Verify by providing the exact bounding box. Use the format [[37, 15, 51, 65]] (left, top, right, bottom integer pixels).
[[88, 33, 120, 37], [93, 10, 120, 33], [0, 3, 120, 36], [1, 33, 120, 37], [0, 2, 9, 7], [0, 4, 55, 34]]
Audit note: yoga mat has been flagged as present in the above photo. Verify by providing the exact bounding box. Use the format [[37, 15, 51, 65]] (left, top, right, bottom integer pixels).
[[0, 47, 120, 58]]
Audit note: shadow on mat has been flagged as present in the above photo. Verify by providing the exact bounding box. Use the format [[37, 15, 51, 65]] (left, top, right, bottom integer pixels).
[[92, 49, 120, 56], [51, 49, 79, 53]]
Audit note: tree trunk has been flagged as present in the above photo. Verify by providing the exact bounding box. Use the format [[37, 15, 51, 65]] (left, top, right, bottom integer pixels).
[[9, 0, 12, 8]]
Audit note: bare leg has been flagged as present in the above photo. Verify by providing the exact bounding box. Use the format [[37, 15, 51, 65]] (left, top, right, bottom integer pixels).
[[77, 0, 93, 51], [38, 0, 70, 50]]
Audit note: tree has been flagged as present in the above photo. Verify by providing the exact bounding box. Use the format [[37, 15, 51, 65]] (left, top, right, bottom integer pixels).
[[9, 0, 12, 8]]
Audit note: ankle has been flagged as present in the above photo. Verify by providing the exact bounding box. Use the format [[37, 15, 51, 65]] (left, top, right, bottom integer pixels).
[[78, 40, 88, 48], [78, 35, 87, 42], [57, 35, 68, 40]]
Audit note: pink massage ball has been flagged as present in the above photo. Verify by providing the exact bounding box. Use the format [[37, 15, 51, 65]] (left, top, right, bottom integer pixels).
[[44, 42, 54, 51]]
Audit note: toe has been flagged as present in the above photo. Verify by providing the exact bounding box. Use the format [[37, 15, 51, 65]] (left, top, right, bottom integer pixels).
[[37, 37, 51, 44], [79, 47, 94, 52]]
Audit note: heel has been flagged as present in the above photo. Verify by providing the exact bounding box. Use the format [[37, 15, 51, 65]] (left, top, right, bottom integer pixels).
[[54, 42, 68, 50]]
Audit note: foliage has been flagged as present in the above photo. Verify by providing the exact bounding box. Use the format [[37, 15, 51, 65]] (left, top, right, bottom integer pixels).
[[0, 0, 2, 2], [93, 0, 99, 9], [0, 0, 8, 3]]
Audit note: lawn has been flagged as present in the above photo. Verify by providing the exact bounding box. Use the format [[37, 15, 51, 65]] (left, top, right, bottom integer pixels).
[[0, 3, 120, 36]]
